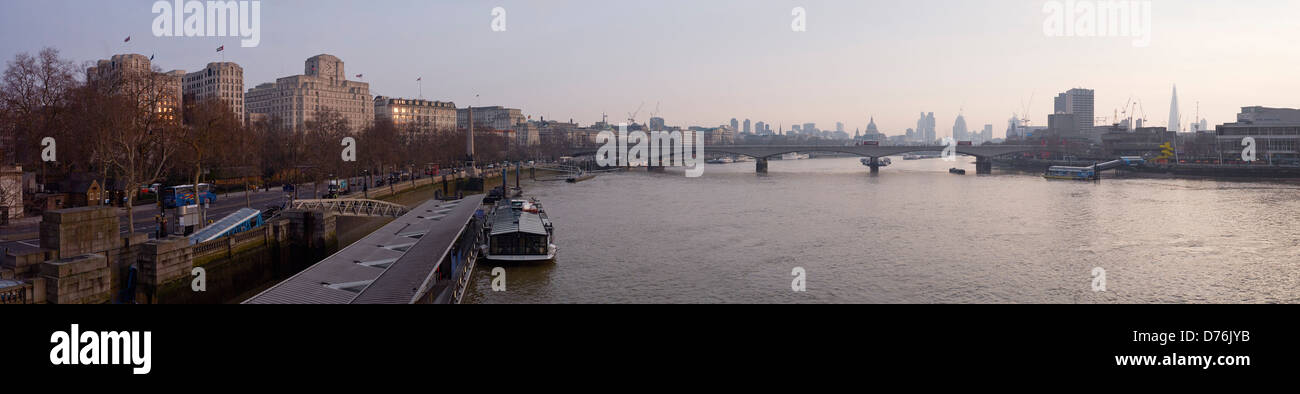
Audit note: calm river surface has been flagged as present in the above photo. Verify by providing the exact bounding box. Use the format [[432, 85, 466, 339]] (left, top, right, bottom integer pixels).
[[465, 157, 1300, 304]]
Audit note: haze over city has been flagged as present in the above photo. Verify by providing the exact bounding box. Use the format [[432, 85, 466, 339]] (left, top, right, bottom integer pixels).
[[1, 0, 1298, 137]]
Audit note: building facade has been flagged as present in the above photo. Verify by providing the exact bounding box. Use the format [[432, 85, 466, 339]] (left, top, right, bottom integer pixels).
[[456, 106, 525, 131], [183, 62, 244, 124], [245, 54, 373, 132], [86, 54, 184, 124], [1216, 107, 1300, 164], [1054, 88, 1095, 136], [374, 96, 458, 132]]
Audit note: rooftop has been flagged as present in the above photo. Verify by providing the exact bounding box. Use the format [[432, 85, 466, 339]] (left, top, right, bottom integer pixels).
[[243, 195, 484, 304]]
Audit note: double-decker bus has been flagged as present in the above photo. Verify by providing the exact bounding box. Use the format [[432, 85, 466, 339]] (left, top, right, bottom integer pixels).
[[162, 184, 217, 208]]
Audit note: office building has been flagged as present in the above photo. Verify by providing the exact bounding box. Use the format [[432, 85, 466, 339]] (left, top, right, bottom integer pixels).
[[182, 62, 244, 124], [374, 96, 458, 132], [245, 54, 373, 132]]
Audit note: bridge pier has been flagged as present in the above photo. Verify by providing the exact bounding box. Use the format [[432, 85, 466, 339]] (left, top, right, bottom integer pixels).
[[975, 157, 992, 174], [755, 158, 769, 174], [867, 157, 881, 173]]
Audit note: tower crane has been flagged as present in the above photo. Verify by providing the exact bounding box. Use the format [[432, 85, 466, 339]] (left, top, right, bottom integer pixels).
[[627, 101, 644, 125]]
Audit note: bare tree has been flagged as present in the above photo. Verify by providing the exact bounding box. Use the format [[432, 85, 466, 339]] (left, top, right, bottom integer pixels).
[[78, 64, 182, 231], [303, 109, 350, 199], [179, 98, 241, 219], [0, 48, 78, 180]]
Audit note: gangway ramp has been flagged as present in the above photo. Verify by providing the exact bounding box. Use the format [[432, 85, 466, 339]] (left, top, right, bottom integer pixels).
[[188, 208, 262, 245]]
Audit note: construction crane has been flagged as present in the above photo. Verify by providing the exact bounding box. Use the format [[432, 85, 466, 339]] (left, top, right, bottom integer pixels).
[[1018, 92, 1035, 127], [627, 101, 644, 125], [1115, 95, 1135, 130]]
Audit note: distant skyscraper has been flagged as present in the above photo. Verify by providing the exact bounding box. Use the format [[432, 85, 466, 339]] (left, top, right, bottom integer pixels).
[[730, 118, 739, 133], [1054, 88, 1095, 134], [982, 124, 993, 143], [836, 122, 845, 133], [755, 121, 765, 134], [803, 123, 817, 135], [743, 119, 751, 133], [649, 116, 665, 131], [952, 113, 968, 140], [915, 112, 936, 143], [1168, 85, 1180, 132]]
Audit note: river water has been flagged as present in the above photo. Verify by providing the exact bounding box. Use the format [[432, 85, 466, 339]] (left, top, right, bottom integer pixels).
[[464, 157, 1300, 304]]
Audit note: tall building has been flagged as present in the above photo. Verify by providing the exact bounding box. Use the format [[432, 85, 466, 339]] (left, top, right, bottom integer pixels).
[[952, 114, 968, 141], [374, 96, 458, 132], [457, 106, 525, 131], [982, 124, 994, 143], [754, 121, 765, 135], [1054, 88, 1095, 134], [1168, 85, 1181, 132], [916, 112, 936, 143], [803, 123, 817, 135], [245, 54, 373, 132], [183, 62, 244, 124], [730, 118, 739, 133], [743, 119, 752, 134], [836, 122, 845, 133], [649, 116, 666, 131], [86, 54, 184, 124]]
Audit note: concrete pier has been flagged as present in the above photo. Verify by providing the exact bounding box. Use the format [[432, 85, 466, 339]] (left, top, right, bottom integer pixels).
[[976, 157, 993, 174], [756, 158, 769, 174]]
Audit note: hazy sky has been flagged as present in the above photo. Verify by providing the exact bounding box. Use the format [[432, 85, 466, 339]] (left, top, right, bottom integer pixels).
[[2, 0, 1298, 138]]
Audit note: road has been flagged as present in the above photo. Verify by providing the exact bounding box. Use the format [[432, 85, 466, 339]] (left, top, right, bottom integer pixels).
[[0, 179, 363, 253], [0, 167, 520, 254]]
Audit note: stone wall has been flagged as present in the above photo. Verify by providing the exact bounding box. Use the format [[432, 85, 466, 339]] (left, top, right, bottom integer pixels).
[[2, 248, 58, 279], [282, 210, 337, 250], [137, 237, 193, 288], [39, 206, 120, 256], [40, 254, 110, 304]]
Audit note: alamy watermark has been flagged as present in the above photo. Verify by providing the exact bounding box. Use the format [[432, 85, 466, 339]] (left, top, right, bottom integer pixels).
[[50, 324, 152, 375], [1241, 137, 1256, 162], [1042, 0, 1151, 47], [594, 124, 706, 178], [1092, 267, 1107, 292], [151, 0, 262, 47], [492, 6, 507, 32]]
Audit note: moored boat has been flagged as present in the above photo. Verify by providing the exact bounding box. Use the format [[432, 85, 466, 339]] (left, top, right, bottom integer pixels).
[[483, 198, 557, 263], [1043, 166, 1099, 181]]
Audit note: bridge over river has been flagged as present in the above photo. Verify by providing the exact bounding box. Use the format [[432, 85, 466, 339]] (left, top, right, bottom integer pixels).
[[569, 145, 1076, 174]]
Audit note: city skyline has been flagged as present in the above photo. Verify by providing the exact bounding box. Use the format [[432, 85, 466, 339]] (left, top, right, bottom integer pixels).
[[2, 0, 1298, 137]]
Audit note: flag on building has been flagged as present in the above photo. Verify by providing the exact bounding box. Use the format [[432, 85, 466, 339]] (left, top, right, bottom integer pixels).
[[216, 45, 224, 52], [356, 74, 363, 78], [417, 77, 422, 81], [149, 54, 155, 61], [124, 36, 131, 43]]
